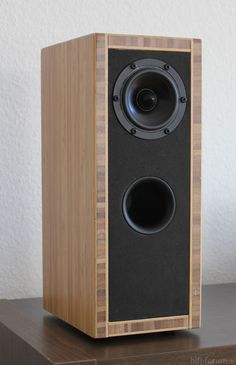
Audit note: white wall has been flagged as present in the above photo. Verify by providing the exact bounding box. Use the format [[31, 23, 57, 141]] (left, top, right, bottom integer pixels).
[[1, 0, 236, 299]]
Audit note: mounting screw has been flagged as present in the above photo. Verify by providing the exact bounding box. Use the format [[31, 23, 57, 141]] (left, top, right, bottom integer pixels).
[[130, 63, 136, 69], [113, 95, 119, 102], [130, 128, 136, 135], [180, 96, 187, 103], [164, 128, 170, 135], [164, 64, 170, 70]]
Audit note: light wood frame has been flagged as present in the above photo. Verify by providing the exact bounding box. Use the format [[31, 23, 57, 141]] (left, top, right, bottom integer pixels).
[[41, 33, 202, 338]]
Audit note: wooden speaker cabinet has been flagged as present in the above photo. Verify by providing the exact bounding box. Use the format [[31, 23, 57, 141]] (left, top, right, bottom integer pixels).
[[41, 33, 202, 338]]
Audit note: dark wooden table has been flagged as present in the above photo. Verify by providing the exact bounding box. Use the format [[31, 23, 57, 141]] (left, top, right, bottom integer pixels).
[[0, 284, 236, 365]]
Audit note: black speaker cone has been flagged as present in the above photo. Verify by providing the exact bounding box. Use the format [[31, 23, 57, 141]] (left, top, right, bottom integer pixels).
[[113, 58, 187, 139], [122, 177, 176, 234]]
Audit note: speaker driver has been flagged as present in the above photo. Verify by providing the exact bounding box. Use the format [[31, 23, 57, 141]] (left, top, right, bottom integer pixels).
[[113, 58, 187, 140], [122, 177, 176, 234]]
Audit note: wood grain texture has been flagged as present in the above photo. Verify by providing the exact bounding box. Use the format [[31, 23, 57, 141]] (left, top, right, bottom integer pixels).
[[108, 316, 189, 337], [108, 33, 191, 50], [42, 33, 201, 338], [189, 38, 202, 329], [41, 34, 97, 338], [106, 34, 201, 335], [1, 285, 236, 364], [95, 33, 108, 338]]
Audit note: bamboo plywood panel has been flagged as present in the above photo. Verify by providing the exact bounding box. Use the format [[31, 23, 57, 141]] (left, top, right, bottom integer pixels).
[[41, 34, 97, 337], [42, 33, 201, 338], [108, 33, 191, 50], [190, 38, 202, 328], [95, 33, 108, 338], [108, 316, 189, 337]]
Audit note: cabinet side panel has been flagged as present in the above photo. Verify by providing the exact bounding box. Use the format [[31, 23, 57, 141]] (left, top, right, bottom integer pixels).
[[190, 39, 202, 328], [41, 35, 96, 337]]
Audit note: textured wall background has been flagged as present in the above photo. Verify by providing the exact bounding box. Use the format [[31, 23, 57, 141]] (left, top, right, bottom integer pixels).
[[0, 0, 236, 299]]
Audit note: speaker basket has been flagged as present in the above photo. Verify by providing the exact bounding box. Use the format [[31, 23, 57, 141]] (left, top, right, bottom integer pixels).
[[113, 58, 187, 139]]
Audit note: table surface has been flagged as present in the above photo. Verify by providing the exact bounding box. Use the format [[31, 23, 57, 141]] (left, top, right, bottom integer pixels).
[[0, 284, 236, 364]]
